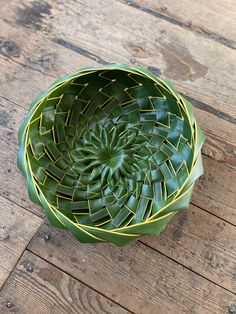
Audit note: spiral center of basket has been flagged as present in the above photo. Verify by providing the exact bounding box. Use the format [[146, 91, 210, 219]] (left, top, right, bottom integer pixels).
[[72, 118, 138, 179], [97, 146, 124, 168]]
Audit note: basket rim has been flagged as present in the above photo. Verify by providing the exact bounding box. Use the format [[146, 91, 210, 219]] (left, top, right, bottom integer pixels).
[[17, 63, 205, 243]]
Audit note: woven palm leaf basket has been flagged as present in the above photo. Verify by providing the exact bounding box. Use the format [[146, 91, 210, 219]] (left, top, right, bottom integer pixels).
[[18, 64, 204, 246]]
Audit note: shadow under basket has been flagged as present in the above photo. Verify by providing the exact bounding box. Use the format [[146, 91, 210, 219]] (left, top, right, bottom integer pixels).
[[18, 64, 205, 246]]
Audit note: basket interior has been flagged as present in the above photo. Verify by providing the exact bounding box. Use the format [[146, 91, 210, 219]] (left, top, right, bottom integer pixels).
[[27, 69, 193, 230]]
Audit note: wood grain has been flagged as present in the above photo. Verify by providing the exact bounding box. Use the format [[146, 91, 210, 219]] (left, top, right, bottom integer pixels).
[[1, 0, 236, 121], [121, 0, 236, 47], [0, 196, 42, 289], [28, 222, 236, 314], [142, 204, 236, 293], [0, 251, 129, 314], [0, 1, 235, 313]]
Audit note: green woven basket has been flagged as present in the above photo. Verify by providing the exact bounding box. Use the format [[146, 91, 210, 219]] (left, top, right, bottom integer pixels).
[[18, 64, 204, 246]]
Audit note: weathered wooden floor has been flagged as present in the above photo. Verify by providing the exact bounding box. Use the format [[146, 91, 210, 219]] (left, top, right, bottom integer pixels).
[[0, 0, 236, 313]]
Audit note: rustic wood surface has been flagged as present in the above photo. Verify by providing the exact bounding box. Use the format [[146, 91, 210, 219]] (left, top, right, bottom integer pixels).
[[0, 0, 236, 313]]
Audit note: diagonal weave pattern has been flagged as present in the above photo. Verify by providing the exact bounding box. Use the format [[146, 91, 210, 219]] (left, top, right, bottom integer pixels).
[[18, 64, 205, 246]]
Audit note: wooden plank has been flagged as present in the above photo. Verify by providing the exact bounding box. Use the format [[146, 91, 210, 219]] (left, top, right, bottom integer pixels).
[[142, 204, 236, 293], [0, 251, 129, 314], [1, 0, 236, 120], [0, 195, 42, 289], [28, 222, 236, 314], [0, 20, 235, 224], [122, 0, 236, 47]]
